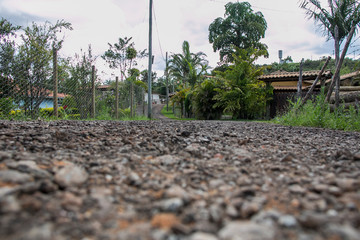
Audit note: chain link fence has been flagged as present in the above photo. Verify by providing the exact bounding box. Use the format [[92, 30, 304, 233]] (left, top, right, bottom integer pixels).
[[0, 19, 149, 120], [0, 49, 148, 120]]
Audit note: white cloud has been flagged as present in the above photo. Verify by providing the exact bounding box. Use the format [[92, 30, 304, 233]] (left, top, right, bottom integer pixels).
[[0, 0, 340, 81]]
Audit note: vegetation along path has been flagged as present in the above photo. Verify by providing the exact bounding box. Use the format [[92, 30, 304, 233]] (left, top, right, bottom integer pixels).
[[0, 120, 360, 240]]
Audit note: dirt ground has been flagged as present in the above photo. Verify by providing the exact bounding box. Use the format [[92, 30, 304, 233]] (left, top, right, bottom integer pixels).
[[0, 114, 360, 239]]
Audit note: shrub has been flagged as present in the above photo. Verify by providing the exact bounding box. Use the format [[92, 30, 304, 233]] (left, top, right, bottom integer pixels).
[[39, 107, 65, 119], [274, 90, 360, 132], [0, 97, 16, 117], [192, 78, 223, 120]]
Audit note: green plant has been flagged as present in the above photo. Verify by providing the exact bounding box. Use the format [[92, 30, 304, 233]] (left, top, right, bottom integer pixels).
[[39, 107, 66, 119], [274, 90, 360, 132], [0, 97, 16, 117], [192, 78, 224, 120]]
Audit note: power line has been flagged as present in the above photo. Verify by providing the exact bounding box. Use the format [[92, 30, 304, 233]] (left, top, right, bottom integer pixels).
[[152, 1, 166, 62]]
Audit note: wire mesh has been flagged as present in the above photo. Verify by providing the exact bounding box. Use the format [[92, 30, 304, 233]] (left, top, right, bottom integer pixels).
[[0, 19, 149, 120]]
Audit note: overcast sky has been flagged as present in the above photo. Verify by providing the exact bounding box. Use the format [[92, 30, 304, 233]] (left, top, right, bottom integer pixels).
[[1, 0, 359, 81]]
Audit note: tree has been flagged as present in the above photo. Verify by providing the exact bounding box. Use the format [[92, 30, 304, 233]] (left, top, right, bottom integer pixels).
[[168, 40, 208, 88], [0, 18, 20, 100], [63, 45, 97, 119], [192, 78, 224, 120], [13, 20, 72, 118], [299, 0, 360, 106], [102, 37, 147, 81], [213, 47, 269, 119], [102, 37, 147, 117], [209, 2, 268, 63]]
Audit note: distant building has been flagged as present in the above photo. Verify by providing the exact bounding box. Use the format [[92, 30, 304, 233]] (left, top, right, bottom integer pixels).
[[144, 94, 160, 104]]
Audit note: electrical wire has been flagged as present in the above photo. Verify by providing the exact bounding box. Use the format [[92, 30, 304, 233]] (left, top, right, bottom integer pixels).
[[152, 1, 166, 62]]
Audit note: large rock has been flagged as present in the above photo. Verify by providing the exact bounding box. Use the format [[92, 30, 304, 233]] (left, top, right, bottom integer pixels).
[[54, 164, 88, 188], [218, 221, 275, 240]]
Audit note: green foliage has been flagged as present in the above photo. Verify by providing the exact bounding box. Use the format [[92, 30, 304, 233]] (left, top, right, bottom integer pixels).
[[274, 90, 360, 131], [62, 46, 97, 119], [10, 20, 72, 118], [102, 37, 147, 80], [263, 57, 360, 75], [192, 78, 224, 120], [299, 0, 360, 44], [62, 96, 77, 108], [168, 41, 208, 88], [209, 1, 268, 63], [0, 97, 16, 117], [213, 48, 270, 119], [119, 108, 131, 118], [39, 107, 65, 119], [161, 105, 195, 120]]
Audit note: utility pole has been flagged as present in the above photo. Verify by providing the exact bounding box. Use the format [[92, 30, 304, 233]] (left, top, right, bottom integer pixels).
[[147, 0, 153, 119], [166, 52, 169, 111]]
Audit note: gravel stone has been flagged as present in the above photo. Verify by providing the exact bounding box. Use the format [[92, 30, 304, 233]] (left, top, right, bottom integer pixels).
[[0, 170, 33, 183], [0, 117, 359, 239], [54, 164, 88, 188], [218, 221, 275, 240]]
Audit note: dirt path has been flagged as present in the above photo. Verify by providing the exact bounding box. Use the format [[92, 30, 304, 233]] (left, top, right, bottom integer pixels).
[[152, 104, 168, 120], [0, 120, 359, 240]]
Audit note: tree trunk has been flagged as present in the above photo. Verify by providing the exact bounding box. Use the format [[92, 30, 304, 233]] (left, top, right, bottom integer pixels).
[[325, 25, 356, 104], [297, 59, 304, 100], [130, 82, 134, 118], [301, 56, 331, 106]]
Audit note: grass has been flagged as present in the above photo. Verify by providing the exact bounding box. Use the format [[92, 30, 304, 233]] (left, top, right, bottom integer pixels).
[[273, 91, 360, 132], [161, 105, 196, 120]]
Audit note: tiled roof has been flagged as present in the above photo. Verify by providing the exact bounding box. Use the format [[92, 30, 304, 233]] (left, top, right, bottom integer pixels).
[[323, 70, 360, 85], [259, 70, 332, 82]]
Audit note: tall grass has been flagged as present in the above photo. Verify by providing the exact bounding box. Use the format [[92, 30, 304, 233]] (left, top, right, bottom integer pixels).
[[274, 91, 360, 132]]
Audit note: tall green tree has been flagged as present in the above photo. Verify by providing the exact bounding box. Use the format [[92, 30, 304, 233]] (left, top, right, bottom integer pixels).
[[213, 47, 269, 119], [0, 18, 20, 99], [63, 45, 97, 119], [299, 0, 360, 105], [13, 20, 72, 118], [209, 2, 268, 63], [168, 40, 208, 88], [102, 37, 147, 81]]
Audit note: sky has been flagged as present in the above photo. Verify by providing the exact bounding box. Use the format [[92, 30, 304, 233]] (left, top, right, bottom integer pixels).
[[0, 0, 359, 82]]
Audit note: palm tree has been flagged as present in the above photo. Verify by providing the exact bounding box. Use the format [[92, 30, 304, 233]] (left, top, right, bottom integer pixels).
[[299, 0, 360, 105], [168, 41, 208, 88]]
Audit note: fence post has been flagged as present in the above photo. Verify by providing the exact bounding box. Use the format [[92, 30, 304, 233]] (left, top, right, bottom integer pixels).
[[297, 59, 304, 100], [91, 65, 95, 119], [53, 46, 58, 118], [115, 76, 119, 119]]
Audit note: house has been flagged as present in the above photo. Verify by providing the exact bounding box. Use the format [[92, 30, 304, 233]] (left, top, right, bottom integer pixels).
[[144, 94, 161, 104], [38, 92, 67, 109], [258, 70, 333, 118]]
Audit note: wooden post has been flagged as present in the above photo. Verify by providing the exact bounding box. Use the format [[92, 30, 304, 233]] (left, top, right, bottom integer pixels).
[[91, 65, 95, 118], [147, 0, 153, 119], [115, 76, 119, 119], [130, 82, 134, 118], [266, 81, 271, 120], [166, 52, 169, 111], [297, 58, 304, 100], [301, 56, 331, 105], [53, 46, 58, 118]]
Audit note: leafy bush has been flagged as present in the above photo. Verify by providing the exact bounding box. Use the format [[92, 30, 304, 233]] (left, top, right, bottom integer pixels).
[[10, 109, 25, 120], [119, 108, 131, 118], [62, 96, 77, 108], [274, 91, 360, 132], [0, 97, 16, 117], [39, 107, 65, 119], [192, 78, 224, 120]]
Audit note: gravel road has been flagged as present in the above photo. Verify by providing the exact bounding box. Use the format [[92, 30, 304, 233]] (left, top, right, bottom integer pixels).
[[0, 118, 359, 240]]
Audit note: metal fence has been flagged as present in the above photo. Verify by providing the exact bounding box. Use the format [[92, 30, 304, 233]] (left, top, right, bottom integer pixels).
[[0, 47, 148, 120]]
